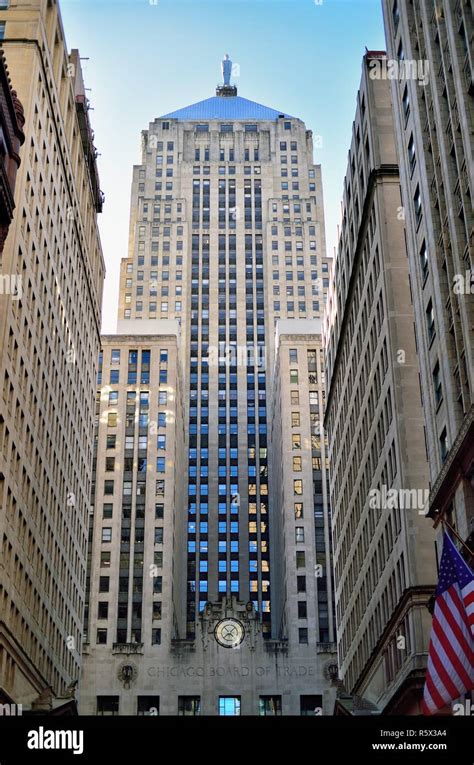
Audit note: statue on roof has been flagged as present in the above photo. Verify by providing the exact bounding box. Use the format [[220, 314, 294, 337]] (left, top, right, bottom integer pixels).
[[222, 54, 232, 86]]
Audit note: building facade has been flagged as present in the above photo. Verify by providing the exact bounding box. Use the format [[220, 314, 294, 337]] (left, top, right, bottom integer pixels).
[[80, 59, 337, 715], [382, 0, 473, 551], [0, 0, 104, 710], [271, 319, 336, 653], [0, 46, 24, 254], [324, 52, 437, 714]]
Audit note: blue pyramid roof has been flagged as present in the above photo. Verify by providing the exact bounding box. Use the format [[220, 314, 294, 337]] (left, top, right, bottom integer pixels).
[[160, 95, 293, 121]]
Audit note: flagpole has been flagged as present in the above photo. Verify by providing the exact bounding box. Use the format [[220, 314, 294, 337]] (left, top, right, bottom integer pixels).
[[440, 517, 474, 561]]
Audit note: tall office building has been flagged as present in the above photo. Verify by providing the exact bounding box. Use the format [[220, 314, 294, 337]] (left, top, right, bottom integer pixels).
[[0, 46, 24, 255], [382, 0, 473, 549], [80, 58, 337, 715], [0, 0, 104, 710], [271, 319, 335, 652], [324, 52, 437, 714]]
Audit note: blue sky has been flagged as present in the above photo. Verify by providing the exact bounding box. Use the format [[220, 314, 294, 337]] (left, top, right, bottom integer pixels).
[[60, 0, 386, 332]]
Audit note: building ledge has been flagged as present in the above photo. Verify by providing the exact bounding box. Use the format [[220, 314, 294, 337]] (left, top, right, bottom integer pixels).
[[316, 642, 337, 654], [112, 643, 144, 655], [429, 405, 474, 520]]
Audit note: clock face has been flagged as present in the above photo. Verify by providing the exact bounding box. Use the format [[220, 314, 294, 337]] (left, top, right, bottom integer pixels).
[[214, 618, 245, 648]]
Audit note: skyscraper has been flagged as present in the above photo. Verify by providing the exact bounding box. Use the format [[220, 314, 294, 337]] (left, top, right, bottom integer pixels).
[[382, 0, 473, 550], [0, 0, 104, 710], [324, 52, 437, 714], [80, 58, 337, 715]]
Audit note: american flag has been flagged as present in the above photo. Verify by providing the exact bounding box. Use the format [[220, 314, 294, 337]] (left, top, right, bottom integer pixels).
[[422, 532, 474, 715]]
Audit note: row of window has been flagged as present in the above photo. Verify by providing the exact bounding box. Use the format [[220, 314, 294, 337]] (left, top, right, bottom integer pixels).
[[96, 694, 322, 716]]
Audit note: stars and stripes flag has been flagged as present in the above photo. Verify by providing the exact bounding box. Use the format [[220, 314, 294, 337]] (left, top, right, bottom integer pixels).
[[422, 532, 474, 715]]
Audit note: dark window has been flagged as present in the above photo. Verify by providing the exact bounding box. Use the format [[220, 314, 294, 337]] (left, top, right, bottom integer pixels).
[[300, 695, 322, 716], [433, 362, 443, 406], [137, 696, 159, 716], [178, 696, 201, 716], [97, 696, 119, 716], [298, 601, 307, 618], [259, 696, 282, 716]]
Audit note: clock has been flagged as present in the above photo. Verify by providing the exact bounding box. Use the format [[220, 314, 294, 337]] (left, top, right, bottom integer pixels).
[[214, 618, 245, 649]]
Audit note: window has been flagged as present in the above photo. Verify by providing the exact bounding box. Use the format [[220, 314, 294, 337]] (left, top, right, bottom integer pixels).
[[300, 695, 322, 716], [294, 502, 303, 519], [178, 696, 201, 716], [297, 575, 306, 593], [100, 552, 110, 567], [433, 362, 443, 407], [439, 428, 448, 462], [219, 697, 241, 716], [392, 0, 400, 30], [97, 697, 119, 716], [290, 391, 299, 405], [107, 413, 117, 427], [426, 299, 435, 343], [294, 479, 303, 495], [289, 348, 298, 363], [137, 697, 159, 716], [106, 435, 116, 450], [419, 241, 428, 281], [104, 480, 114, 495], [295, 527, 305, 543], [414, 185, 422, 226], [259, 696, 282, 716], [293, 456, 302, 472], [152, 628, 161, 645], [290, 370, 299, 384], [292, 434, 301, 449], [299, 628, 308, 644], [109, 370, 119, 384], [101, 527, 112, 543], [402, 86, 410, 122], [298, 601, 307, 618], [102, 504, 113, 519], [291, 411, 300, 427], [105, 457, 115, 472], [0, 23, 5, 41], [408, 134, 416, 173]]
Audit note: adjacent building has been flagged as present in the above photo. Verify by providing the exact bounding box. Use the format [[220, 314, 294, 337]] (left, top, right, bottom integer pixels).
[[0, 0, 104, 710], [0, 47, 24, 254], [80, 58, 337, 715], [324, 52, 437, 714], [271, 319, 336, 654], [382, 0, 473, 550]]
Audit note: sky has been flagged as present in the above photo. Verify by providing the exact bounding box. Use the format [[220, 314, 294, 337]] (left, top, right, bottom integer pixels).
[[60, 0, 386, 333]]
